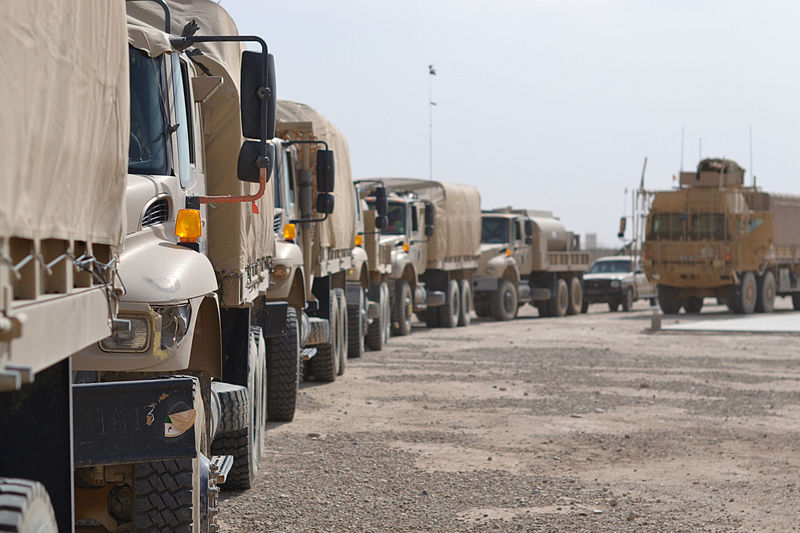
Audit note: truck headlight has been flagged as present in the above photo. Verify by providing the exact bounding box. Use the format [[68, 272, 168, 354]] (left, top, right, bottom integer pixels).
[[611, 280, 620, 288], [485, 265, 498, 275], [152, 303, 192, 350], [99, 316, 151, 352]]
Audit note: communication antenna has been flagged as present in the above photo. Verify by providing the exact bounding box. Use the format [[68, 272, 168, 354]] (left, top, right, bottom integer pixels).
[[680, 126, 684, 172], [749, 126, 753, 186], [428, 64, 437, 180], [699, 137, 703, 160]]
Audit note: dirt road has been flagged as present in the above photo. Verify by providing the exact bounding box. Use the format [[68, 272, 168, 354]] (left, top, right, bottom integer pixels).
[[219, 300, 800, 532]]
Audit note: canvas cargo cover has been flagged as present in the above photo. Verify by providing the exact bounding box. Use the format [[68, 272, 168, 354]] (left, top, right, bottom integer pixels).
[[0, 1, 128, 245], [376, 179, 481, 263], [276, 100, 356, 252], [127, 0, 276, 276]]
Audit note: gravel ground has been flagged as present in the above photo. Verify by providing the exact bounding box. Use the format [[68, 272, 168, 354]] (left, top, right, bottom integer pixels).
[[218, 298, 800, 532]]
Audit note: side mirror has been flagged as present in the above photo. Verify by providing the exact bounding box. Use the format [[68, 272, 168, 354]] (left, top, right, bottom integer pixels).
[[237, 142, 275, 183], [316, 150, 335, 193], [424, 204, 435, 226], [618, 216, 627, 238], [376, 216, 388, 230], [375, 186, 389, 217], [425, 225, 434, 237], [240, 51, 276, 141], [316, 193, 334, 214]]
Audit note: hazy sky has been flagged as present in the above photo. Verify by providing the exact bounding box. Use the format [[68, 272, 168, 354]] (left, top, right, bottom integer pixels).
[[220, 0, 800, 246]]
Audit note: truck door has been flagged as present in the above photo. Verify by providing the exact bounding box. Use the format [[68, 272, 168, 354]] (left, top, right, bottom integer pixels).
[[512, 219, 526, 267], [412, 203, 427, 272]]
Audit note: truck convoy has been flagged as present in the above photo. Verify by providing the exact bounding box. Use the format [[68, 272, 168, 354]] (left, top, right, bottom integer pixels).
[[474, 209, 590, 320], [357, 179, 481, 334], [643, 158, 800, 314]]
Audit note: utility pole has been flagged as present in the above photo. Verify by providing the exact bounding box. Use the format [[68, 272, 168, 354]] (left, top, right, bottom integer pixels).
[[428, 64, 436, 180]]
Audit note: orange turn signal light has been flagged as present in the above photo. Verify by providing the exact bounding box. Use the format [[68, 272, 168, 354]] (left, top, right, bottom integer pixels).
[[175, 209, 202, 243], [355, 234, 363, 246], [403, 243, 409, 252], [284, 223, 297, 241], [725, 253, 732, 262], [505, 249, 512, 257]]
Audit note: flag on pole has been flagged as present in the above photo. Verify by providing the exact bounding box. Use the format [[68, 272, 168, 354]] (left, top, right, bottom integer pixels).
[[429, 64, 436, 75]]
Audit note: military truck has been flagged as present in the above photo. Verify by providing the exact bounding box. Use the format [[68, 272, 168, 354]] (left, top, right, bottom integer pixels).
[[357, 179, 482, 334], [267, 100, 358, 384], [66, 1, 285, 529], [643, 158, 800, 314], [474, 209, 590, 320], [0, 2, 129, 530]]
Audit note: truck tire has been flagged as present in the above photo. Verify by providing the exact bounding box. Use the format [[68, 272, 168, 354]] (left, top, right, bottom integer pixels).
[[581, 301, 589, 313], [551, 278, 569, 317], [567, 277, 583, 315], [0, 478, 57, 533], [391, 281, 413, 336], [684, 297, 703, 314], [793, 293, 800, 311], [134, 459, 193, 531], [267, 307, 300, 422], [347, 303, 364, 359], [211, 382, 248, 434], [438, 279, 460, 328], [458, 279, 472, 327], [733, 271, 757, 315], [311, 290, 339, 381], [621, 288, 634, 312], [756, 270, 776, 313], [335, 288, 348, 376], [658, 285, 681, 314], [491, 279, 517, 321], [366, 282, 389, 350]]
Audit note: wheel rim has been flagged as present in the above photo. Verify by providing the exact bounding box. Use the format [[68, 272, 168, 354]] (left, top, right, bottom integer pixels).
[[502, 288, 514, 314]]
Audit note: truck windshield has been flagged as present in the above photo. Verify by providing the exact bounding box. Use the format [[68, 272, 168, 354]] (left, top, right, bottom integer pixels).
[[481, 217, 509, 244], [128, 47, 168, 175], [648, 213, 685, 240], [368, 200, 406, 235], [689, 213, 726, 240], [589, 260, 632, 274]]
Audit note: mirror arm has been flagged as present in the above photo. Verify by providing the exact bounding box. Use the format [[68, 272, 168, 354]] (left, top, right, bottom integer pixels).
[[192, 167, 267, 206], [282, 139, 329, 151], [289, 213, 329, 225]]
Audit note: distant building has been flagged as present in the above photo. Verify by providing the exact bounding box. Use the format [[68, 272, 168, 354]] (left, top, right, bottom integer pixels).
[[585, 233, 598, 250]]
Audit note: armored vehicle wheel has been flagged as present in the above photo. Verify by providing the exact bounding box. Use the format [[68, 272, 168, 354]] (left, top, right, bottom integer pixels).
[[347, 292, 365, 358], [733, 271, 757, 315], [581, 301, 589, 313], [621, 288, 634, 312], [311, 290, 339, 382], [0, 478, 57, 533], [567, 277, 583, 315], [684, 297, 703, 314], [267, 307, 300, 422], [551, 278, 569, 316], [458, 279, 472, 327], [793, 293, 800, 311], [491, 280, 518, 321], [438, 279, 460, 328], [391, 281, 413, 336], [134, 459, 193, 531], [366, 282, 390, 350], [335, 289, 348, 376], [658, 285, 681, 314], [756, 270, 776, 313]]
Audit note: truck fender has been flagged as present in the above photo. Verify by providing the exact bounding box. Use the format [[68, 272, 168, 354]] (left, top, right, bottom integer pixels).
[[117, 233, 217, 303], [268, 240, 304, 301], [502, 261, 521, 285], [391, 255, 417, 287], [187, 294, 222, 379], [349, 247, 368, 283]]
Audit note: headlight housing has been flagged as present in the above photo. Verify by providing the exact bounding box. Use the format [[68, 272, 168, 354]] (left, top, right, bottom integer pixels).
[[99, 316, 151, 352], [152, 303, 192, 351], [610, 280, 621, 288]]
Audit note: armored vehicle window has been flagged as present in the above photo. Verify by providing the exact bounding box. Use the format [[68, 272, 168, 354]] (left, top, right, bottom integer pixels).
[[128, 47, 168, 175], [589, 260, 632, 274], [689, 214, 726, 240], [481, 217, 509, 244], [648, 213, 685, 240]]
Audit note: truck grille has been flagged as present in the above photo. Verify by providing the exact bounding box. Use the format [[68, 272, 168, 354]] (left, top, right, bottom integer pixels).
[[273, 213, 283, 234], [584, 280, 610, 290], [142, 198, 169, 227]]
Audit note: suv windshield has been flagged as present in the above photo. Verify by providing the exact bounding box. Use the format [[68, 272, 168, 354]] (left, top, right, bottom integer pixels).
[[128, 47, 168, 175], [589, 260, 632, 274], [481, 217, 509, 244]]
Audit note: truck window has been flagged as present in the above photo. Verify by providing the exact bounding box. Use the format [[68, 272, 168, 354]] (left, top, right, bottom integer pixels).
[[273, 150, 283, 208], [513, 221, 522, 241], [129, 47, 169, 175], [384, 202, 406, 235], [648, 213, 685, 240], [283, 152, 295, 206], [481, 217, 509, 244], [178, 60, 195, 165], [411, 206, 419, 232], [689, 213, 726, 240], [589, 260, 632, 274]]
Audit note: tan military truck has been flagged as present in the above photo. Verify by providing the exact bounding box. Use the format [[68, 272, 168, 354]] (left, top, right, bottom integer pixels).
[[357, 179, 482, 334], [474, 208, 590, 320], [0, 2, 128, 530], [268, 100, 358, 384], [68, 1, 286, 529], [644, 158, 800, 314]]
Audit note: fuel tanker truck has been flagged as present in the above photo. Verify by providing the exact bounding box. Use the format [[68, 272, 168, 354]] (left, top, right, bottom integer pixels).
[[643, 158, 800, 314], [474, 208, 589, 320], [356, 179, 482, 334], [266, 100, 360, 384]]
